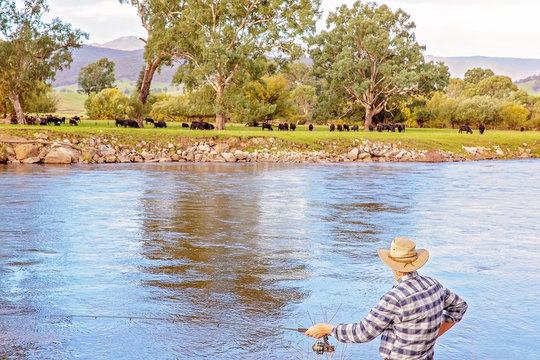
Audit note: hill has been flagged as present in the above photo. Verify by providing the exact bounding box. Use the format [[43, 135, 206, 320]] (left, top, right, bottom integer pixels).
[[52, 37, 179, 90], [426, 55, 540, 82], [54, 37, 540, 95]]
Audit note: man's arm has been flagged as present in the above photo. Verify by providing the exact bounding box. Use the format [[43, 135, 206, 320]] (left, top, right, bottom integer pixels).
[[437, 322, 455, 338]]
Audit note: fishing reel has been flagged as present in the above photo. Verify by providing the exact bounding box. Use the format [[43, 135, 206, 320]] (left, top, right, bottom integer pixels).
[[312, 335, 335, 355]]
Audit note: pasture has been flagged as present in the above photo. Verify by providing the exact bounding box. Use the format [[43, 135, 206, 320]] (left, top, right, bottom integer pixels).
[[1, 120, 539, 157]]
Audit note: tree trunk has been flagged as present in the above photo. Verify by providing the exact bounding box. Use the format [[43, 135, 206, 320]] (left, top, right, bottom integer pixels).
[[136, 58, 161, 128], [363, 105, 374, 131], [215, 85, 226, 130], [139, 58, 160, 105], [8, 91, 26, 125]]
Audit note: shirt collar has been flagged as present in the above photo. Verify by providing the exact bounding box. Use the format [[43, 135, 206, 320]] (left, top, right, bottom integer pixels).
[[395, 271, 418, 285]]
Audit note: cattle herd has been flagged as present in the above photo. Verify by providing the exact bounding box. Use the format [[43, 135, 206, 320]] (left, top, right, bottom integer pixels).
[[2, 115, 510, 135]]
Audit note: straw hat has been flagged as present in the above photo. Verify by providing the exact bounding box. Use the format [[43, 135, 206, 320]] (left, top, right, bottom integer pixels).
[[377, 237, 429, 272]]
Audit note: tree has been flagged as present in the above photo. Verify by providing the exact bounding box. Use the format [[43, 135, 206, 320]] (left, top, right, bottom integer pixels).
[[463, 68, 494, 85], [311, 2, 449, 130], [497, 101, 529, 129], [154, 0, 320, 130], [78, 57, 116, 95], [475, 75, 518, 99], [456, 95, 497, 127], [119, 0, 175, 127], [84, 88, 129, 119], [0, 0, 87, 124], [291, 85, 317, 118]]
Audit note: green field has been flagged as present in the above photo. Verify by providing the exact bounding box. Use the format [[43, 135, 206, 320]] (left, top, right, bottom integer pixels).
[[2, 120, 539, 157], [55, 93, 88, 114], [516, 81, 540, 96]]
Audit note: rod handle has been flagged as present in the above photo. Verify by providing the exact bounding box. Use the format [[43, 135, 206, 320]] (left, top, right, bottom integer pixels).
[[297, 328, 308, 333]]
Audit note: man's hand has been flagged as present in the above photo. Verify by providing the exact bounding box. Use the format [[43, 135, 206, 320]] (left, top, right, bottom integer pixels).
[[305, 323, 335, 339]]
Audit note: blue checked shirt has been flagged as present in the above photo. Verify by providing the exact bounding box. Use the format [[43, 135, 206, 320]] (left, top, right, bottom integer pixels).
[[331, 271, 467, 360]]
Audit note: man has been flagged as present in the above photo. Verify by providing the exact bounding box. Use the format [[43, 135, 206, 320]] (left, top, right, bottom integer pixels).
[[305, 237, 467, 360]]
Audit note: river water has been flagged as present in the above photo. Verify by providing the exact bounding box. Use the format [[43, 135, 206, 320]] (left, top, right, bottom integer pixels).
[[0, 161, 539, 359]]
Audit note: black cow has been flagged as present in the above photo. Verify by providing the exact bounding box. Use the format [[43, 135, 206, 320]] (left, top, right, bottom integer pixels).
[[329, 124, 335, 132], [308, 124, 314, 131], [368, 124, 374, 132], [39, 118, 48, 125], [459, 125, 473, 134], [10, 118, 18, 124], [278, 123, 289, 131], [479, 124, 485, 134], [352, 124, 359, 132], [396, 124, 406, 133], [154, 120, 167, 128], [262, 122, 273, 131], [337, 124, 343, 131], [69, 118, 79, 126], [182, 122, 189, 128], [124, 119, 140, 128], [115, 119, 126, 127], [289, 123, 296, 131], [343, 124, 350, 131], [520, 127, 525, 132], [145, 117, 155, 125], [59, 117, 66, 124]]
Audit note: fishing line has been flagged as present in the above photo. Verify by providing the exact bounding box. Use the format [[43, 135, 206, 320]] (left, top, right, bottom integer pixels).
[[1, 313, 308, 333]]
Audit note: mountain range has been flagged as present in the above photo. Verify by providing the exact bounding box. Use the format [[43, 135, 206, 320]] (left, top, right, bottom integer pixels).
[[52, 36, 540, 93]]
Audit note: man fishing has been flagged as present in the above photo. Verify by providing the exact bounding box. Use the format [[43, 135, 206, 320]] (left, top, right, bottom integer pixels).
[[305, 237, 467, 360]]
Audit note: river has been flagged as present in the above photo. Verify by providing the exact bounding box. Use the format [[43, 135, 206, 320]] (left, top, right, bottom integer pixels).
[[1, 161, 539, 359]]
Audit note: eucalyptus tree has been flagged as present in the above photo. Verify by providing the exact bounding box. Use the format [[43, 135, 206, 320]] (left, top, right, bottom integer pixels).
[[311, 1, 448, 130], [153, 0, 321, 130], [119, 0, 175, 127], [78, 58, 116, 95], [0, 0, 87, 124]]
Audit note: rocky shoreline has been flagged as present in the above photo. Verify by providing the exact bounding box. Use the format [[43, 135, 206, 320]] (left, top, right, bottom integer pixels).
[[0, 132, 535, 165]]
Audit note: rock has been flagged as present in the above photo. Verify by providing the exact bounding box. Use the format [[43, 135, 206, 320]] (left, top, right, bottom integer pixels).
[[171, 154, 180, 161], [99, 145, 116, 157], [221, 152, 237, 162], [214, 143, 230, 154], [6, 146, 15, 156], [14, 144, 40, 160], [43, 148, 72, 164], [358, 152, 371, 160], [462, 146, 478, 156], [21, 157, 41, 164], [104, 155, 117, 163], [159, 157, 172, 162], [234, 150, 249, 160], [194, 154, 203, 162], [141, 151, 154, 160], [117, 155, 131, 163], [348, 147, 359, 160]]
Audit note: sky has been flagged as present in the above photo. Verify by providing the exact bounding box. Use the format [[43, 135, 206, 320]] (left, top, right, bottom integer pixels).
[[43, 0, 540, 58]]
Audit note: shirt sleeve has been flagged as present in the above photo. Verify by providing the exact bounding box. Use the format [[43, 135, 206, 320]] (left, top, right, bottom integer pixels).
[[442, 288, 468, 323], [331, 294, 400, 343]]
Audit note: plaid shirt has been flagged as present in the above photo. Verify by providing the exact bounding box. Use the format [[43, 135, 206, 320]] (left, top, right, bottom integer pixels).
[[331, 271, 467, 360]]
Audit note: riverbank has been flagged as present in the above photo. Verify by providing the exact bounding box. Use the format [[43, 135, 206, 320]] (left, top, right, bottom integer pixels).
[[1, 125, 539, 164]]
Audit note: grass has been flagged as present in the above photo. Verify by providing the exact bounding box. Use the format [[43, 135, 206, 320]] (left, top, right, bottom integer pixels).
[[55, 93, 88, 114], [2, 120, 539, 157]]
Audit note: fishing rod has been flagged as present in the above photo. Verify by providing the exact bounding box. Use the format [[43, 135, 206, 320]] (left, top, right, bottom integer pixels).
[[47, 313, 309, 333], [1, 312, 336, 355]]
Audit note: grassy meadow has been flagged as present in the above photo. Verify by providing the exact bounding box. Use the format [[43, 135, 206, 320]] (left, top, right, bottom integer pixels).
[[2, 119, 539, 158]]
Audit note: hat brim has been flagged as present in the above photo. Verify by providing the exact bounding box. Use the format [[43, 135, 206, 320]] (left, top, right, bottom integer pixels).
[[377, 249, 429, 272]]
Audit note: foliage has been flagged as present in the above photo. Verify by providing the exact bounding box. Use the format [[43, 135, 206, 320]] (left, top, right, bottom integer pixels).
[[155, 0, 321, 129], [78, 57, 116, 95], [455, 95, 497, 127], [497, 101, 530, 129], [22, 82, 59, 113], [0, 0, 87, 124], [291, 85, 317, 118], [240, 74, 293, 122], [463, 68, 495, 85], [475, 75, 518, 99], [84, 88, 129, 119], [310, 1, 449, 130]]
